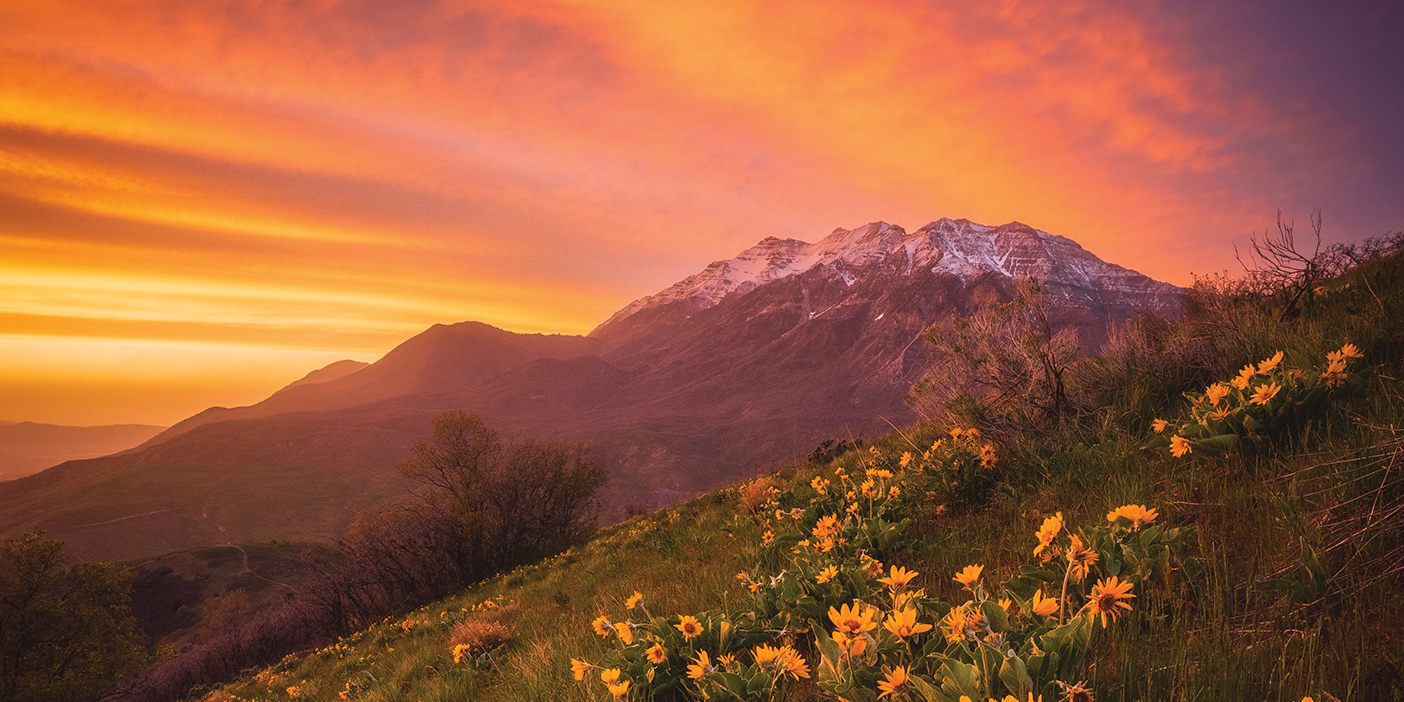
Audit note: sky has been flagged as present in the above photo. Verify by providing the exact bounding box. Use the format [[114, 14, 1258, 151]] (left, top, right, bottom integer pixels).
[[2, 0, 1401, 426]]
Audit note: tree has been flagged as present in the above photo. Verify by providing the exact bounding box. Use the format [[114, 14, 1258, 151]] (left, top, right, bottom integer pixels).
[[397, 411, 607, 580], [908, 277, 1079, 436], [0, 530, 150, 702]]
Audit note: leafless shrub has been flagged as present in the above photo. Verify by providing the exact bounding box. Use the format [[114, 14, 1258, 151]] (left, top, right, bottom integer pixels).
[[909, 277, 1079, 441], [738, 476, 774, 513], [449, 620, 510, 655], [1237, 210, 1404, 321]]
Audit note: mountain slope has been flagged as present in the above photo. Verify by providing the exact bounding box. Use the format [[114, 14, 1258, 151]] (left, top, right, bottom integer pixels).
[[0, 218, 1181, 561], [140, 322, 606, 447], [0, 422, 167, 481]]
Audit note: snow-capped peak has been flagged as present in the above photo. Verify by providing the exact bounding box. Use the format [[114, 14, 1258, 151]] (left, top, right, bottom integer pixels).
[[596, 217, 1174, 332]]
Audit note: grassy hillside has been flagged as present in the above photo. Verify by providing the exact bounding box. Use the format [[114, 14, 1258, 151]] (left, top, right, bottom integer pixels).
[[183, 245, 1404, 702]]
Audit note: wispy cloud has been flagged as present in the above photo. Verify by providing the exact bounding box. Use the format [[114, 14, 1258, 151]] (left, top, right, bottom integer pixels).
[[0, 0, 1399, 423]]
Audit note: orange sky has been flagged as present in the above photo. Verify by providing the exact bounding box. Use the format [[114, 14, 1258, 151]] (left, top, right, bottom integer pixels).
[[2, 0, 1401, 426]]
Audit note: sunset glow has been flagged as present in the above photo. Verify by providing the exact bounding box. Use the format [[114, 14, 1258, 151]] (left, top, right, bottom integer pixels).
[[2, 0, 1400, 425]]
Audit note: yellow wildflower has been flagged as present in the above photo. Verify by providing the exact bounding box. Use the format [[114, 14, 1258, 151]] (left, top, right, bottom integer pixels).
[[675, 615, 703, 639], [762, 530, 774, 546], [811, 476, 830, 494], [1087, 576, 1135, 628], [614, 622, 633, 645], [1170, 435, 1192, 458], [813, 514, 841, 538], [1151, 418, 1168, 433], [1066, 535, 1099, 582], [900, 451, 913, 467], [1250, 381, 1281, 405], [816, 565, 839, 584], [1205, 383, 1231, 405], [1257, 350, 1284, 374], [646, 644, 666, 664], [600, 668, 621, 684], [980, 443, 997, 468], [1106, 504, 1159, 529], [625, 591, 643, 609], [861, 479, 878, 499], [778, 646, 810, 679], [591, 615, 612, 636], [883, 607, 933, 639], [1232, 364, 1256, 389], [943, 605, 976, 644], [686, 650, 712, 680], [608, 680, 630, 698], [829, 602, 879, 635], [1339, 342, 1362, 359], [877, 666, 910, 699], [452, 643, 471, 664], [1030, 589, 1059, 617], [1033, 512, 1063, 555], [877, 565, 919, 590], [831, 630, 869, 660], [570, 658, 590, 681], [952, 564, 984, 589]]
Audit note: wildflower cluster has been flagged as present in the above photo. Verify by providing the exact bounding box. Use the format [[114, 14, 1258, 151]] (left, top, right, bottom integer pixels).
[[570, 591, 795, 700], [807, 497, 1188, 702], [1148, 344, 1371, 457], [571, 439, 1191, 700]]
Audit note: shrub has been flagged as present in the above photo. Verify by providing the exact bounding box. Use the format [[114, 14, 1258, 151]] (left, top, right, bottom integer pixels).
[[1146, 343, 1372, 457], [909, 278, 1080, 442]]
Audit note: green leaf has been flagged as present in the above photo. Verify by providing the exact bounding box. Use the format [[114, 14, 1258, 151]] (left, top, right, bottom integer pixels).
[[1192, 434, 1239, 455], [999, 653, 1034, 699], [981, 600, 1009, 633]]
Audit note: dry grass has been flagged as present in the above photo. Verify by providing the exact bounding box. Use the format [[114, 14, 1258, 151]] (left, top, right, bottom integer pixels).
[[449, 620, 510, 656]]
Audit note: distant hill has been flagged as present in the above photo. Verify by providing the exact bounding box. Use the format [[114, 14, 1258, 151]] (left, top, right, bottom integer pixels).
[[272, 359, 370, 395], [0, 422, 166, 482], [0, 218, 1181, 561]]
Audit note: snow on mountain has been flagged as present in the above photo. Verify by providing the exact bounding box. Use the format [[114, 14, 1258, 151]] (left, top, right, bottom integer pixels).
[[600, 218, 1179, 331]]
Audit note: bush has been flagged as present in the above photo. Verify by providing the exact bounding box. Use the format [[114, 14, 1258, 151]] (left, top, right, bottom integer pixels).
[[909, 278, 1079, 442]]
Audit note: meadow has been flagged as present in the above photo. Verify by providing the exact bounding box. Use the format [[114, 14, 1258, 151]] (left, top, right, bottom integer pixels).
[[186, 240, 1403, 702]]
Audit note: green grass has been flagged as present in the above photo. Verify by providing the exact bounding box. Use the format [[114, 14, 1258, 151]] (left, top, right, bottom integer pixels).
[[188, 252, 1404, 702]]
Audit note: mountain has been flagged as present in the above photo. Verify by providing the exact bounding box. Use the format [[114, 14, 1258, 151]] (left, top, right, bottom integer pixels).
[[0, 422, 167, 482], [273, 359, 370, 394], [0, 218, 1180, 561], [139, 321, 606, 446]]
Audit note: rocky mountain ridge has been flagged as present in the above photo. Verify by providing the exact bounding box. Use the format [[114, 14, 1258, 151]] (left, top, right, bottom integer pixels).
[[0, 218, 1183, 561]]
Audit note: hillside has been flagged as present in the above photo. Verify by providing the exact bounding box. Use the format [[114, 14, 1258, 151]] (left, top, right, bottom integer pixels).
[[0, 422, 166, 481], [0, 218, 1182, 563], [150, 237, 1404, 702]]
